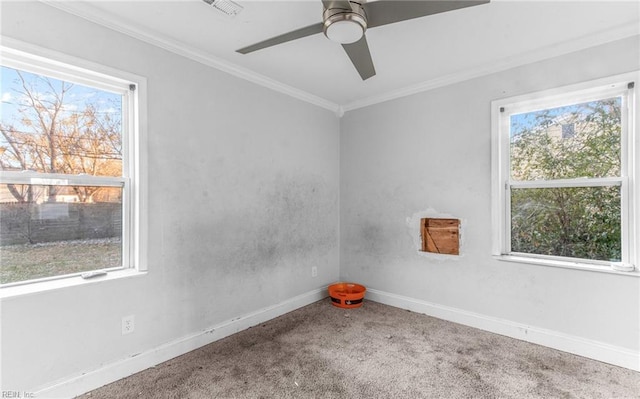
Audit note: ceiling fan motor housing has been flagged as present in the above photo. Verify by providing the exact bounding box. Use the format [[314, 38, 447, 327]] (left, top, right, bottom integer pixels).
[[323, 2, 368, 44]]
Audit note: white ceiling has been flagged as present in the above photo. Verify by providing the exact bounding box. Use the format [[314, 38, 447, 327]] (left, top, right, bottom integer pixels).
[[46, 0, 640, 113]]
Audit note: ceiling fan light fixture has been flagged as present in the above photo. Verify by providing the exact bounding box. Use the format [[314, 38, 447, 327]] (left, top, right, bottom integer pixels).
[[325, 18, 364, 44], [323, 4, 367, 44]]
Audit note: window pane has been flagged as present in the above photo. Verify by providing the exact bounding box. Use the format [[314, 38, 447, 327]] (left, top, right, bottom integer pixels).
[[510, 97, 621, 181], [511, 186, 621, 261], [0, 66, 123, 176], [0, 184, 122, 284]]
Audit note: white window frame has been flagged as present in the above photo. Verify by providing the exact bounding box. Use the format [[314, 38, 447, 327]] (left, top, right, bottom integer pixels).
[[0, 39, 147, 293], [491, 72, 639, 275]]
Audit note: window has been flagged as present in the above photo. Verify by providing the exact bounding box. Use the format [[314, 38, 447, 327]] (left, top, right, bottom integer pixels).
[[561, 123, 575, 139], [491, 72, 638, 273], [0, 44, 144, 286]]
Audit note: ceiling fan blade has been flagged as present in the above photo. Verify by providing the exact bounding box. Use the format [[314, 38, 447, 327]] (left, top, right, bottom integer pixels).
[[322, 0, 354, 10], [364, 0, 489, 29], [342, 35, 376, 80], [237, 23, 324, 54]]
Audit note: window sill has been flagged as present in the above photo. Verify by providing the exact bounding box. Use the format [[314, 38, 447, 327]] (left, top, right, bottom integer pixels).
[[494, 255, 639, 277], [0, 269, 147, 300]]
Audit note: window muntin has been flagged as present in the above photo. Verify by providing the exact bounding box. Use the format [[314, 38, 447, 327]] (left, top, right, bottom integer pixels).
[[492, 75, 637, 271], [0, 48, 138, 286]]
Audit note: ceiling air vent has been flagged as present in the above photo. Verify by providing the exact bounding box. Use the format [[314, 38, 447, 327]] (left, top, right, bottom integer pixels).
[[203, 0, 244, 17]]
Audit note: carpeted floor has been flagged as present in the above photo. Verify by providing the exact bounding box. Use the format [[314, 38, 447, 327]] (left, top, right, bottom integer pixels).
[[79, 299, 640, 398]]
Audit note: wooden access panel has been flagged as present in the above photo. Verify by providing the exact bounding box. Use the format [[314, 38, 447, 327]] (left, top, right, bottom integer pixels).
[[421, 218, 460, 255]]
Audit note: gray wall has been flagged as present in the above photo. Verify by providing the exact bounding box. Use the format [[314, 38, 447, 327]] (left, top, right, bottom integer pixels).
[[1, 1, 340, 391], [340, 36, 640, 350]]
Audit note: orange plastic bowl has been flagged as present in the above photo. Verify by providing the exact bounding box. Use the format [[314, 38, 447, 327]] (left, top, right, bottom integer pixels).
[[328, 282, 367, 309]]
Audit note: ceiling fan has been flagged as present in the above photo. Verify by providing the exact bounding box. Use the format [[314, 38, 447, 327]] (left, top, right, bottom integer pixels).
[[237, 0, 490, 81]]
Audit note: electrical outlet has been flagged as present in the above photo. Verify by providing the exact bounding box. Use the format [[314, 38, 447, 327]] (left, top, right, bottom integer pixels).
[[311, 266, 318, 278], [122, 315, 135, 335]]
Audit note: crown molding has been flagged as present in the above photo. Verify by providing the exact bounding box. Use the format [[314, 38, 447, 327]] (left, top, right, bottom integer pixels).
[[341, 22, 640, 113], [38, 1, 639, 118], [39, 0, 342, 116]]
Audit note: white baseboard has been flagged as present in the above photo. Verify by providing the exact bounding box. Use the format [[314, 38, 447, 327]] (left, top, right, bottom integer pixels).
[[36, 288, 327, 399], [35, 287, 638, 398], [365, 288, 639, 372]]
